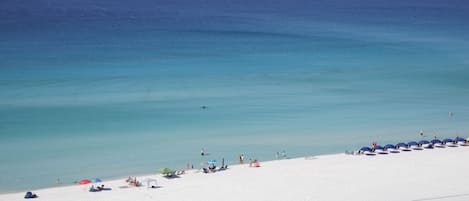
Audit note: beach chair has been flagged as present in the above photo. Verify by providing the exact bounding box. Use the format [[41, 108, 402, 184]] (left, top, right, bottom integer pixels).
[[203, 168, 209, 173], [218, 165, 228, 171], [89, 186, 100, 192]]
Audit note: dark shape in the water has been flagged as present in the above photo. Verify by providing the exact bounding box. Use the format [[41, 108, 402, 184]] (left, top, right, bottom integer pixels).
[[201, 106, 208, 109]]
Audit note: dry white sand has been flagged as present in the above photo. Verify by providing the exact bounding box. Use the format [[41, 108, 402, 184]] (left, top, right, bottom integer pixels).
[[1, 145, 469, 201]]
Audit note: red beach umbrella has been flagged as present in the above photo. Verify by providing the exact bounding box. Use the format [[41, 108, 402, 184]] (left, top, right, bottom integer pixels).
[[79, 179, 91, 185]]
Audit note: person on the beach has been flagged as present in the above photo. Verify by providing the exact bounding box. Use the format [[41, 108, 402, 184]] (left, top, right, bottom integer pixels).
[[249, 158, 253, 167], [276, 152, 279, 159], [239, 154, 244, 164], [253, 159, 260, 167]]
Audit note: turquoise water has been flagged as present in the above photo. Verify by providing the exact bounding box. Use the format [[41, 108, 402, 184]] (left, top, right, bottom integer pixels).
[[1, 0, 469, 192]]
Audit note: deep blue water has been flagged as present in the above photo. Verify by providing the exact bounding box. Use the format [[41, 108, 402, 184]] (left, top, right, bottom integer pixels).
[[1, 0, 469, 192]]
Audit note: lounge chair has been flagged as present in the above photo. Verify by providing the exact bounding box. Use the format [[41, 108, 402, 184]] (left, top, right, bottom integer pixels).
[[89, 187, 100, 192], [424, 144, 434, 149], [202, 168, 209, 173], [164, 172, 176, 178]]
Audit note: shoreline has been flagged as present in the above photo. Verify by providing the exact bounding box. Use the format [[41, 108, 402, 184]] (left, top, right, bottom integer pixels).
[[2, 145, 469, 201], [0, 153, 313, 195], [0, 148, 345, 195]]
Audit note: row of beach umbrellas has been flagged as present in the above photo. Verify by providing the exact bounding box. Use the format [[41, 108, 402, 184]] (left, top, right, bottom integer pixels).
[[359, 137, 468, 153]]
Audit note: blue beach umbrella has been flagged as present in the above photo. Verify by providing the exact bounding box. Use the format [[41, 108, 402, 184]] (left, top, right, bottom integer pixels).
[[207, 159, 217, 165], [418, 140, 430, 145], [90, 178, 102, 183], [408, 141, 418, 147], [373, 145, 384, 150], [442, 139, 454, 144], [384, 144, 395, 150], [396, 143, 408, 148], [360, 147, 372, 152], [455, 137, 466, 142], [431, 139, 442, 144]]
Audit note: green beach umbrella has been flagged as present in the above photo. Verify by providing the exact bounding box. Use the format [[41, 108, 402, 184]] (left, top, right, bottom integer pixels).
[[160, 168, 175, 176]]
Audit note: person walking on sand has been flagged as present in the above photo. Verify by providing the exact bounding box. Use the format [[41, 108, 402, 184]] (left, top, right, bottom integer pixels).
[[249, 158, 253, 167]]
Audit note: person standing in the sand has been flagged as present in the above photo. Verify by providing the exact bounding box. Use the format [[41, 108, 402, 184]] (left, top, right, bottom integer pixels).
[[239, 154, 244, 164]]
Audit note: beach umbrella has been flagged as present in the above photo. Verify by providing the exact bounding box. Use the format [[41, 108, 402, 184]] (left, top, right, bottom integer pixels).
[[442, 139, 454, 144], [418, 140, 430, 145], [90, 178, 102, 183], [207, 159, 217, 165], [396, 143, 408, 148], [384, 144, 395, 150], [360, 147, 372, 152], [160, 167, 177, 178], [373, 145, 384, 150], [160, 168, 175, 175], [455, 137, 465, 142], [79, 179, 91, 185], [431, 139, 442, 144], [408, 141, 418, 147]]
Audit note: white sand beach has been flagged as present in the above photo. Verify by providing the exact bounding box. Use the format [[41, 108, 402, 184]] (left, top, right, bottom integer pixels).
[[1, 146, 468, 201]]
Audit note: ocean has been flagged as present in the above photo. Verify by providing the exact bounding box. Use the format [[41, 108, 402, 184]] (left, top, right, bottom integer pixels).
[[1, 0, 469, 192]]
